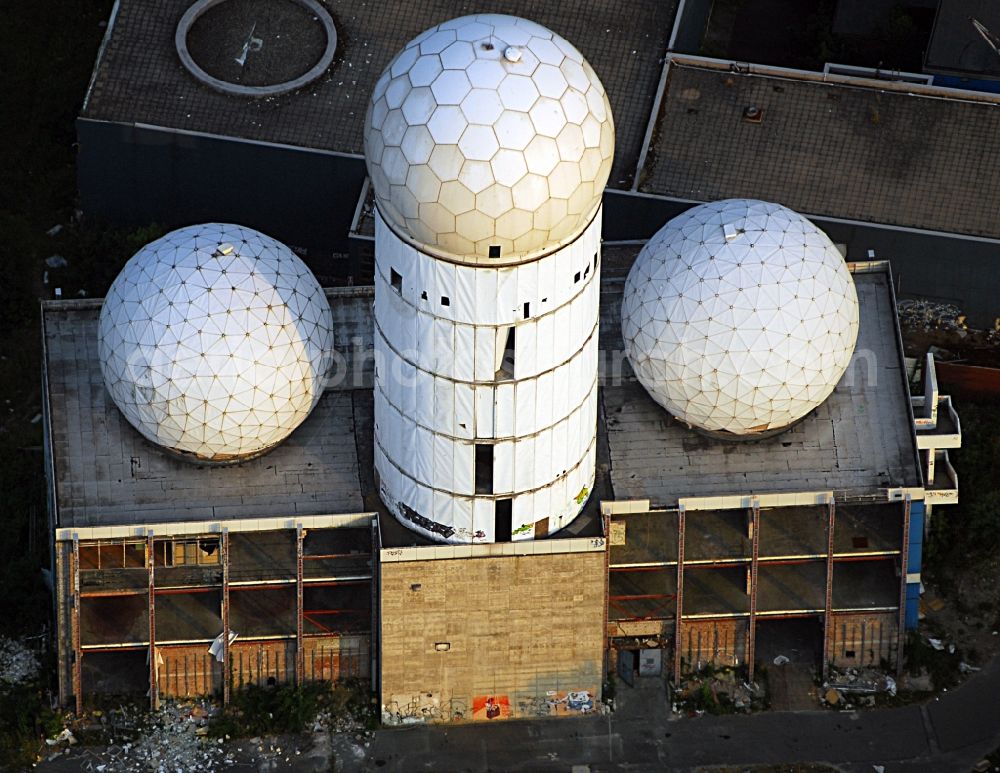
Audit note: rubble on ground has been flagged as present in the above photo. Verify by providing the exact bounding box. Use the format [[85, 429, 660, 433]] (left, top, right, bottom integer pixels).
[[897, 300, 968, 334], [0, 636, 40, 686], [820, 666, 896, 709], [42, 693, 377, 771], [897, 298, 1000, 346], [672, 667, 764, 715], [44, 699, 231, 771]]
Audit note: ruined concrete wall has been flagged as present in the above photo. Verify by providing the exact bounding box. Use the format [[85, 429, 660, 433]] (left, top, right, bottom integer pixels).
[[678, 619, 748, 671], [379, 551, 605, 723], [826, 612, 898, 669]]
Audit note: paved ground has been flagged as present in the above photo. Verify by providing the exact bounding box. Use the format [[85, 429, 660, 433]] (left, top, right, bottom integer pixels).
[[345, 656, 1000, 772]]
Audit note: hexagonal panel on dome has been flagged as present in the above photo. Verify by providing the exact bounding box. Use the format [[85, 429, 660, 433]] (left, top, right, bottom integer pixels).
[[364, 14, 615, 263], [98, 224, 334, 462], [620, 200, 860, 437]]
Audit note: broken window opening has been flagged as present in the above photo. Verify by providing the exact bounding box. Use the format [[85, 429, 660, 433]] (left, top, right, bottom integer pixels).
[[489, 245, 502, 258], [495, 499, 513, 542], [390, 268, 402, 292], [441, 295, 450, 306], [523, 302, 530, 319], [475, 444, 494, 495], [574, 271, 581, 283], [495, 326, 515, 380]]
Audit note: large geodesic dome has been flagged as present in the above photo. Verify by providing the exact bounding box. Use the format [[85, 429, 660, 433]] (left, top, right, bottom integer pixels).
[[364, 13, 614, 262], [98, 224, 334, 462], [621, 199, 860, 437]]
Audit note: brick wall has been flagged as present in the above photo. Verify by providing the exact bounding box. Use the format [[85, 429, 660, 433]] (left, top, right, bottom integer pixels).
[[826, 612, 898, 669], [678, 619, 748, 671], [379, 550, 606, 722]]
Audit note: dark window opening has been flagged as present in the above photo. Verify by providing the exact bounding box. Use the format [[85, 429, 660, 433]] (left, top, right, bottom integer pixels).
[[441, 295, 450, 306], [496, 327, 515, 380], [574, 271, 581, 283], [495, 499, 512, 542], [523, 302, 530, 319], [475, 444, 493, 494], [845, 649, 856, 658], [489, 245, 501, 258], [584, 263, 590, 278], [390, 268, 402, 292], [593, 252, 598, 270], [420, 290, 428, 300]]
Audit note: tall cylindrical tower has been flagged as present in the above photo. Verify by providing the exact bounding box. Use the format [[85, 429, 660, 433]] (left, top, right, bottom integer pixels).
[[364, 14, 614, 543]]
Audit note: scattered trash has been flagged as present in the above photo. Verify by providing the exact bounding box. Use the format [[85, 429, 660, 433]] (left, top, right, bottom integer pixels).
[[46, 224, 63, 237], [927, 637, 945, 651], [959, 662, 982, 674], [873, 765, 885, 773], [45, 254, 68, 268], [45, 728, 76, 747], [824, 688, 842, 706], [772, 655, 790, 666]]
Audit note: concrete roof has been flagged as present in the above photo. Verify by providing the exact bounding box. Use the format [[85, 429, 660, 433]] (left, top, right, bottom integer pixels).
[[640, 58, 1000, 240], [599, 263, 923, 507], [44, 260, 920, 530], [82, 0, 676, 188], [926, 0, 1000, 79], [43, 288, 374, 528]]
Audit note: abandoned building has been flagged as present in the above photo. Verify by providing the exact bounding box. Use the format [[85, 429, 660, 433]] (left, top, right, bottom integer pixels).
[[44, 4, 966, 723]]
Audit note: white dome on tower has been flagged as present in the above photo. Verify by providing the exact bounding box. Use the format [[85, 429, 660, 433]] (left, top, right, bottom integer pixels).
[[621, 199, 860, 437], [98, 223, 334, 462], [363, 13, 614, 263]]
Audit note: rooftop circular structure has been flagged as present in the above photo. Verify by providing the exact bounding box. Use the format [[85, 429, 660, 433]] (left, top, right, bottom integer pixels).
[[98, 223, 334, 463], [621, 199, 860, 438], [363, 13, 615, 264], [176, 0, 337, 97]]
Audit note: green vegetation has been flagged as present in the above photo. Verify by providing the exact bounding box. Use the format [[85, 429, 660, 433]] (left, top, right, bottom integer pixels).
[[209, 679, 375, 739], [926, 403, 1000, 569]]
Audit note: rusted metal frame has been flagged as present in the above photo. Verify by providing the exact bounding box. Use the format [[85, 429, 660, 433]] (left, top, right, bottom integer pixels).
[[747, 499, 761, 682], [147, 532, 157, 711], [71, 536, 83, 715], [673, 504, 686, 682], [296, 524, 305, 685], [222, 528, 230, 706], [823, 497, 836, 678], [896, 495, 912, 676]]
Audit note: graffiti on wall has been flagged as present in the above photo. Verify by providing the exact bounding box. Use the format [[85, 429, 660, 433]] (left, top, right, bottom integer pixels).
[[516, 688, 596, 717], [472, 694, 511, 720]]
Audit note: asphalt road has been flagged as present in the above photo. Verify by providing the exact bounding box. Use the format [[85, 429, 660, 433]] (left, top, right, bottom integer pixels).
[[351, 657, 1000, 772]]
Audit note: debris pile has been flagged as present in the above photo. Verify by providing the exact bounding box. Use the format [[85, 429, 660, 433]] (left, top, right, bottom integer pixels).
[[897, 299, 968, 334], [46, 700, 231, 771], [672, 667, 764, 715], [821, 666, 896, 709], [0, 636, 40, 686]]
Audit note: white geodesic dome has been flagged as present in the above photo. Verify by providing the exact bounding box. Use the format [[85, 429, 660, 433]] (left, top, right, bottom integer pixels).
[[621, 200, 860, 436], [98, 224, 334, 462], [363, 13, 614, 262]]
